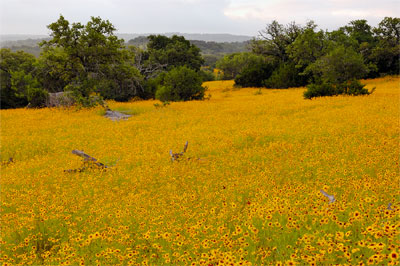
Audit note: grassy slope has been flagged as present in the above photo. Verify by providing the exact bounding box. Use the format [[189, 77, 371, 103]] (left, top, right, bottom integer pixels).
[[1, 77, 399, 265]]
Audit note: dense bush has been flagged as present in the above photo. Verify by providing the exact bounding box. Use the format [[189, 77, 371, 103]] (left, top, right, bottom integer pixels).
[[264, 63, 307, 88], [303, 82, 337, 99], [234, 61, 273, 87], [198, 69, 215, 82], [216, 52, 267, 80], [155, 66, 206, 102], [27, 88, 49, 108], [304, 80, 372, 99]]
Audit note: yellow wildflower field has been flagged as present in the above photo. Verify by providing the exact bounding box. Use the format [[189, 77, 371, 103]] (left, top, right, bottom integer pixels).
[[1, 77, 399, 265]]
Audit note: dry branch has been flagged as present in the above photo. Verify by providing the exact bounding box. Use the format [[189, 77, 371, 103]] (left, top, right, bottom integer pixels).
[[170, 141, 188, 161], [65, 150, 109, 173]]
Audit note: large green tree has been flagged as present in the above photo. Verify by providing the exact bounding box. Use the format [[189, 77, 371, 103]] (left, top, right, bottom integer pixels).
[[0, 49, 45, 108], [147, 35, 204, 71], [250, 21, 303, 63], [309, 45, 367, 84], [40, 15, 143, 102], [287, 22, 327, 75], [370, 17, 400, 75]]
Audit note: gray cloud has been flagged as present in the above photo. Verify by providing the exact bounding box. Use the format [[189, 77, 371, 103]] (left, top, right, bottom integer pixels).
[[0, 0, 397, 36]]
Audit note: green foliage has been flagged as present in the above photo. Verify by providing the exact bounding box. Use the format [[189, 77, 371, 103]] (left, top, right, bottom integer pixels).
[[287, 23, 327, 74], [308, 45, 368, 84], [250, 20, 303, 62], [234, 61, 274, 87], [264, 63, 307, 88], [216, 52, 267, 80], [303, 82, 337, 99], [36, 47, 72, 93], [304, 80, 371, 99], [0, 49, 41, 108], [341, 20, 374, 44], [198, 69, 215, 82], [27, 88, 49, 108], [97, 58, 143, 101], [147, 35, 204, 71], [40, 15, 143, 103], [155, 66, 205, 102], [369, 17, 400, 75]]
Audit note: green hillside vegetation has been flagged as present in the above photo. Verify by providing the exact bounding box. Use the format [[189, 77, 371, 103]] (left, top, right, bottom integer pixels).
[[1, 16, 398, 109]]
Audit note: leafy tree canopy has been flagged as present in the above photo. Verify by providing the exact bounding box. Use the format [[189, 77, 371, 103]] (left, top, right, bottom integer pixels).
[[147, 35, 204, 71], [40, 15, 143, 103]]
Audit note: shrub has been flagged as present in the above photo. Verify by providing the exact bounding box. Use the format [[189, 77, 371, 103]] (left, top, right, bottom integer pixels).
[[155, 66, 205, 102], [340, 80, 372, 96], [264, 63, 307, 89], [234, 62, 273, 87], [198, 69, 215, 82], [27, 88, 49, 108], [303, 82, 336, 99], [304, 80, 372, 99], [217, 52, 267, 80]]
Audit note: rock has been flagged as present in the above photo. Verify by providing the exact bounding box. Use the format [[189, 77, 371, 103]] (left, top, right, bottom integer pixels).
[[46, 91, 75, 107], [104, 110, 131, 121]]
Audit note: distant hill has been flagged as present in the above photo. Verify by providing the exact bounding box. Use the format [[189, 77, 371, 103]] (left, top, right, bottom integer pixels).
[[0, 34, 48, 42], [1, 33, 253, 44], [118, 33, 253, 43], [0, 33, 252, 63]]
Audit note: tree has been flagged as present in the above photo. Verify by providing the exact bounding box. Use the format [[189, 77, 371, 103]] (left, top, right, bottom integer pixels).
[[308, 45, 368, 84], [245, 21, 309, 88], [234, 60, 274, 87], [40, 15, 143, 103], [342, 20, 374, 45], [147, 35, 204, 71], [287, 22, 327, 76], [370, 17, 400, 75], [0, 49, 46, 108], [373, 17, 400, 45], [250, 21, 303, 62], [264, 62, 307, 88], [216, 52, 267, 80], [155, 66, 205, 102], [36, 47, 73, 93], [304, 46, 370, 99]]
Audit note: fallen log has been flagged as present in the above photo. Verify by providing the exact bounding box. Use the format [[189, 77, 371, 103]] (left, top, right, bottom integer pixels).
[[71, 149, 108, 168], [65, 150, 108, 173]]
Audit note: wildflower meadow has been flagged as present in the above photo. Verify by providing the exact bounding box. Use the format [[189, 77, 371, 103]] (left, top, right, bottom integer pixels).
[[1, 76, 399, 265]]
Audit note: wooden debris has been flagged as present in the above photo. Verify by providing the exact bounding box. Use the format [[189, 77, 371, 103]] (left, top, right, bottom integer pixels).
[[170, 141, 188, 161], [320, 189, 336, 204], [169, 141, 206, 162], [65, 150, 108, 173]]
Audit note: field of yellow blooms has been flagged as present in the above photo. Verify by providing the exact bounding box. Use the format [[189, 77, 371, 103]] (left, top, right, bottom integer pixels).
[[1, 76, 399, 265]]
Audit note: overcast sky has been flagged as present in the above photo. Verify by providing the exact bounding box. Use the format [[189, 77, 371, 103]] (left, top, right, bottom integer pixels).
[[0, 0, 398, 36]]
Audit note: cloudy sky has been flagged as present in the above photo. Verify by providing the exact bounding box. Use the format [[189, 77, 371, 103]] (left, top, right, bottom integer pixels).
[[0, 0, 398, 36]]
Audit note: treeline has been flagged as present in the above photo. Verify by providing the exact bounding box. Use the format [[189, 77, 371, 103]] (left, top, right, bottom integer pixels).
[[1, 16, 399, 109], [2, 37, 249, 66], [1, 16, 213, 109], [216, 18, 399, 98], [127, 37, 248, 67]]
